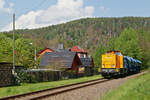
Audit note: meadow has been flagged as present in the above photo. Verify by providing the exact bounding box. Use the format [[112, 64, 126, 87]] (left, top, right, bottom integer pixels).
[[101, 71, 150, 100], [0, 75, 101, 98]]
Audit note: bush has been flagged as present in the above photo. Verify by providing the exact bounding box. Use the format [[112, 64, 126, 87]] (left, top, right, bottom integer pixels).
[[84, 67, 94, 76], [17, 70, 61, 83], [61, 70, 77, 79]]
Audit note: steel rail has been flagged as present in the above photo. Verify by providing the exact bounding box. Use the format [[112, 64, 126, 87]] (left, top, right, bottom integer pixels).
[[30, 78, 110, 100], [0, 78, 108, 100], [0, 71, 146, 100]]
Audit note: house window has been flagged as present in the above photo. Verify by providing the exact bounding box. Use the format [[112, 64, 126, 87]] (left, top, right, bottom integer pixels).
[[84, 54, 87, 58]]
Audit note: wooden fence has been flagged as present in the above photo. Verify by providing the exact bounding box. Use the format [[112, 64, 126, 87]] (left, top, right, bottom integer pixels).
[[18, 67, 94, 83], [0, 63, 94, 85]]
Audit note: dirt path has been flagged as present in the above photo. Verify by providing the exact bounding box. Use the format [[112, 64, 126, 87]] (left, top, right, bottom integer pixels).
[[42, 71, 147, 100]]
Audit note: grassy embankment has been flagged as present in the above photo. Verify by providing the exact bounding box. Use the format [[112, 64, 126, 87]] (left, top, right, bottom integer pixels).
[[0, 75, 102, 98], [101, 71, 150, 100]]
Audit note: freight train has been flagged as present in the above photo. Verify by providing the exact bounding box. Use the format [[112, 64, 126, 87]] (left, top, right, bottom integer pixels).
[[99, 51, 141, 78]]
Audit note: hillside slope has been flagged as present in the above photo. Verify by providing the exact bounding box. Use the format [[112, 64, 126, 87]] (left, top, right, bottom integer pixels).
[[4, 17, 150, 53], [2, 17, 150, 68]]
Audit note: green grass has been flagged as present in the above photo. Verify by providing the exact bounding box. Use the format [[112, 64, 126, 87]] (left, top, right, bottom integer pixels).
[[0, 75, 102, 98], [101, 71, 150, 100]]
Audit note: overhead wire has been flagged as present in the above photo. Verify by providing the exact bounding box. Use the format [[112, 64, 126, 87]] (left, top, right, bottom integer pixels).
[[1, 0, 48, 30], [29, 0, 48, 12], [18, 0, 48, 15]]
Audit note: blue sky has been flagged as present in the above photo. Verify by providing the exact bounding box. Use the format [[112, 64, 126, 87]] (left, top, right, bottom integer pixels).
[[0, 0, 150, 32]]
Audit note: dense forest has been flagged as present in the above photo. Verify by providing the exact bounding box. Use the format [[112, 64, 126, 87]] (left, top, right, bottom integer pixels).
[[1, 17, 150, 69]]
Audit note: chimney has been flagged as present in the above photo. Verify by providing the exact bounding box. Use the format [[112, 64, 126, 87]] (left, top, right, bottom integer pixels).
[[58, 43, 64, 50]]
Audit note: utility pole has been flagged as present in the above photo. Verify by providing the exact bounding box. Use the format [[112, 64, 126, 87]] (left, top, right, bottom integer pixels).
[[30, 43, 36, 61], [34, 48, 36, 61], [12, 13, 15, 75]]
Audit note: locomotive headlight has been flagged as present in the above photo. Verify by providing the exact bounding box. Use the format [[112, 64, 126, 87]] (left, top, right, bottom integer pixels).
[[102, 64, 104, 68], [112, 64, 115, 68], [116, 68, 119, 72]]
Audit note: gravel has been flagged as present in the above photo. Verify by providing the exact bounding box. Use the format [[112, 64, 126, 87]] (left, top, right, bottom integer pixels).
[[42, 71, 147, 100]]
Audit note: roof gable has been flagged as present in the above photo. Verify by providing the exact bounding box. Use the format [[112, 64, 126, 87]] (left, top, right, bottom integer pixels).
[[37, 48, 54, 57], [70, 46, 87, 53]]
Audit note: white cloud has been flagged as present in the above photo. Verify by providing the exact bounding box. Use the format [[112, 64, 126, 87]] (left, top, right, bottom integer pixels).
[[1, 0, 94, 32], [0, 0, 13, 13], [9, 2, 14, 8]]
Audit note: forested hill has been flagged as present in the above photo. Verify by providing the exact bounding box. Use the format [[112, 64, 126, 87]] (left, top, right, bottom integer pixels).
[[1, 17, 150, 68], [4, 17, 150, 52]]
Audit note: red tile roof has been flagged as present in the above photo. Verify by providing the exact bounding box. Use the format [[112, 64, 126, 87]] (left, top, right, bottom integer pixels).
[[37, 48, 54, 57], [70, 46, 87, 53]]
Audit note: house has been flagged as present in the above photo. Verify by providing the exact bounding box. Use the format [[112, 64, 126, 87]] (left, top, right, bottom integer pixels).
[[39, 51, 82, 73], [37, 47, 54, 58], [70, 46, 94, 67], [39, 45, 94, 76], [70, 46, 88, 58]]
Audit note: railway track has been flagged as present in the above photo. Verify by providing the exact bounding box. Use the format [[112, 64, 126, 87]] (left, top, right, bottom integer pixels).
[[1, 71, 146, 100], [0, 78, 110, 100]]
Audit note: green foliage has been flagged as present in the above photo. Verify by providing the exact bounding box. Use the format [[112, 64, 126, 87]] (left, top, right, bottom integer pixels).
[[0, 33, 40, 68], [17, 71, 38, 83], [15, 38, 35, 68], [94, 28, 150, 69], [113, 28, 150, 69], [115, 28, 143, 59], [101, 72, 150, 100], [17, 71, 29, 83], [0, 34, 13, 62], [4, 17, 150, 51], [12, 74, 21, 86], [107, 36, 116, 50], [5, 33, 21, 40], [1, 17, 150, 69], [137, 29, 150, 68], [93, 45, 106, 70], [0, 75, 102, 98], [61, 70, 77, 79]]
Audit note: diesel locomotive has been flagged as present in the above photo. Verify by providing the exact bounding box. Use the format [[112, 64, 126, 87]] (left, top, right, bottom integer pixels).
[[99, 51, 141, 78]]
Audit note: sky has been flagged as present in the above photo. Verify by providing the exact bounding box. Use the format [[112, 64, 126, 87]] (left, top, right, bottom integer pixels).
[[0, 0, 150, 32]]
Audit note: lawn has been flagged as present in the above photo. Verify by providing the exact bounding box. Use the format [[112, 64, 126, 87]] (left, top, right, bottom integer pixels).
[[0, 75, 102, 98], [101, 71, 150, 100]]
